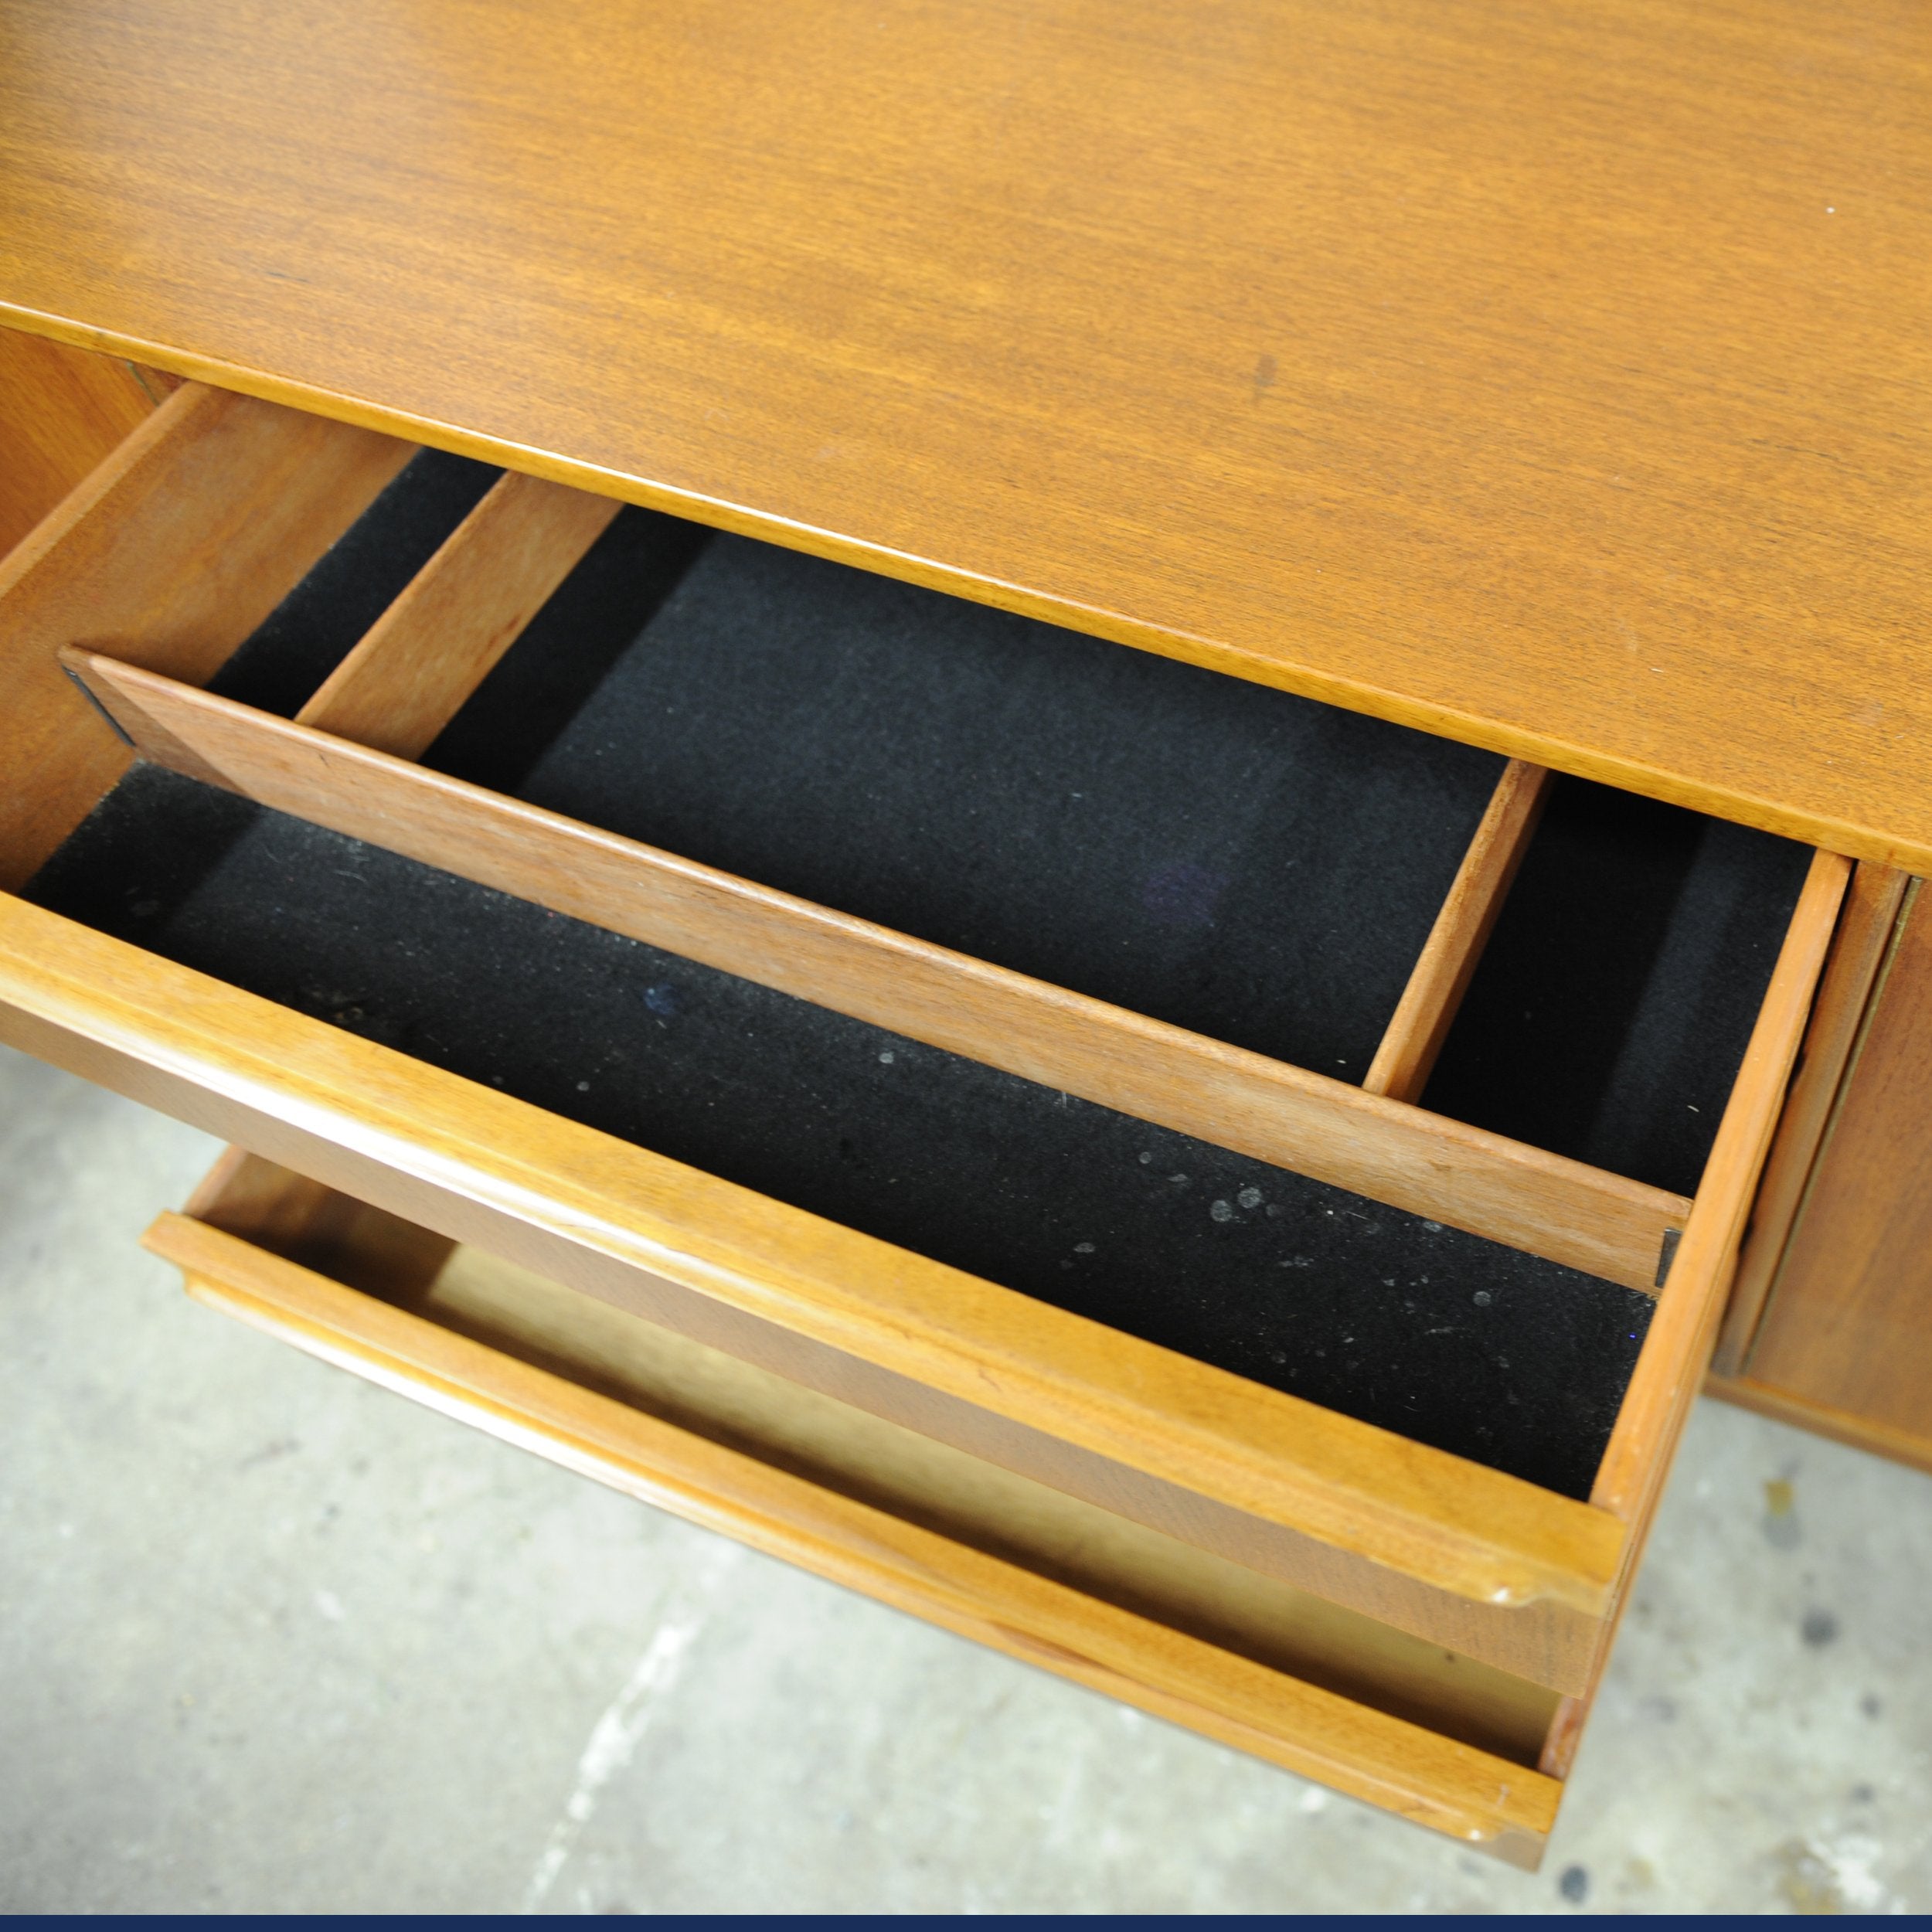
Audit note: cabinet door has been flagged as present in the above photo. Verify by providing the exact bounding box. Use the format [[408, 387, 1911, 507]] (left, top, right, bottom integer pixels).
[[1716, 879, 1932, 1474]]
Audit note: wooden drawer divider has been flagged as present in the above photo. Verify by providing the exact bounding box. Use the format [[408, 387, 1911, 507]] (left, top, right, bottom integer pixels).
[[294, 466, 621, 757], [1363, 758, 1553, 1105], [62, 647, 1684, 1296]]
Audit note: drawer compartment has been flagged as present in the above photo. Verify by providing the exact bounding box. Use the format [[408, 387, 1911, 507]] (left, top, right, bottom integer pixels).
[[0, 385, 1845, 1743], [30, 760, 1660, 1503], [148, 1147, 1566, 1864]]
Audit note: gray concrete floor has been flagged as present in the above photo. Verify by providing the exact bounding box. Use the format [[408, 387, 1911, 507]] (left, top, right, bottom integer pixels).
[[1, 1040, 1927, 1914]]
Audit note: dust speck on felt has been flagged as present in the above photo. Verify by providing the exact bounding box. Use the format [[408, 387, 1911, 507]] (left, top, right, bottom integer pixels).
[[1209, 1199, 1235, 1223], [1237, 1186, 1264, 1209], [877, 1049, 895, 1064], [1559, 1865, 1589, 1904], [1074, 1241, 1095, 1254], [1473, 1289, 1492, 1306]]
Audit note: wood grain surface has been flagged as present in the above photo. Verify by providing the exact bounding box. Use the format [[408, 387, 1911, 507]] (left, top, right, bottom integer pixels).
[[0, 889, 1630, 1659], [1592, 849, 1848, 1526], [66, 649, 1690, 1294], [151, 1214, 1563, 1859], [1, 2, 1927, 864], [1743, 883, 1932, 1453], [0, 329, 154, 560], [0, 380, 412, 889], [1365, 760, 1552, 1104]]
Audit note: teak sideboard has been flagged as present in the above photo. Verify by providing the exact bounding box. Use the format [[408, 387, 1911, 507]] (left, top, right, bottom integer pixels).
[[2, 0, 1927, 1866]]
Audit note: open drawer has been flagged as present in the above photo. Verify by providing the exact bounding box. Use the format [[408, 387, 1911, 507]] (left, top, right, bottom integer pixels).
[[0, 383, 1849, 1841], [151, 1147, 1568, 1863]]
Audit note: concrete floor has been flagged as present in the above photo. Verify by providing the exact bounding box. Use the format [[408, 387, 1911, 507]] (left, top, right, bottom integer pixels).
[[1, 1040, 1927, 1914]]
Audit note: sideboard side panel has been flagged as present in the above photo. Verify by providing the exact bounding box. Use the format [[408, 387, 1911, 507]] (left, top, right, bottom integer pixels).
[[1731, 881, 1932, 1464]]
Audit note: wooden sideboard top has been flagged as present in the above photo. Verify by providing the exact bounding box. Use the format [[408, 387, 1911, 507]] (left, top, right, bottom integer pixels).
[[3, 0, 1928, 866]]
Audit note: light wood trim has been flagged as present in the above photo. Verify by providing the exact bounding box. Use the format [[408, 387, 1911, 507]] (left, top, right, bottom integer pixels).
[[150, 1213, 1560, 1861], [0, 381, 413, 889], [1364, 760, 1553, 1104], [62, 651, 1688, 1296], [295, 468, 621, 758], [0, 892, 1625, 1640], [156, 1148, 1566, 1766], [1538, 856, 1852, 1759], [1591, 849, 1850, 1526], [1712, 862, 1912, 1376], [1703, 1372, 1932, 1483]]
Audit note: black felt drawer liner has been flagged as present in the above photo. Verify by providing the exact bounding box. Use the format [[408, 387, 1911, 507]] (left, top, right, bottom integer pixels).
[[30, 766, 1654, 1501], [423, 515, 1504, 1082], [1423, 778, 1812, 1198]]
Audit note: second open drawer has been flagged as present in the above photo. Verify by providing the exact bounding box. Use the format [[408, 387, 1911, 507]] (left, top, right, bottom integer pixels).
[[0, 382, 1849, 1788]]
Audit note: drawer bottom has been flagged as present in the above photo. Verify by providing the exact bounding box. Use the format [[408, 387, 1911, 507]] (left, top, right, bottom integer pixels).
[[145, 1150, 1565, 1865]]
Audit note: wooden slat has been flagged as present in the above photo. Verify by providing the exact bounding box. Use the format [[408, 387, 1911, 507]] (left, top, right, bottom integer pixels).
[[295, 468, 621, 758], [1711, 861, 1911, 1376], [0, 380, 413, 889], [0, 891, 1627, 1668], [1363, 760, 1553, 1104], [1533, 853, 1849, 1774], [150, 1213, 1561, 1862], [1703, 1372, 1932, 1483], [1590, 849, 1848, 1527], [65, 648, 1688, 1295]]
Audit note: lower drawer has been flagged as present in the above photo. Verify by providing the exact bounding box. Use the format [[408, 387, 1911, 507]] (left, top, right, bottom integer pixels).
[[148, 1147, 1566, 1865]]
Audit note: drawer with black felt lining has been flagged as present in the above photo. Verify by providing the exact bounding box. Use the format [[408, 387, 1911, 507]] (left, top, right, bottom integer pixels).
[[0, 384, 1846, 1801]]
